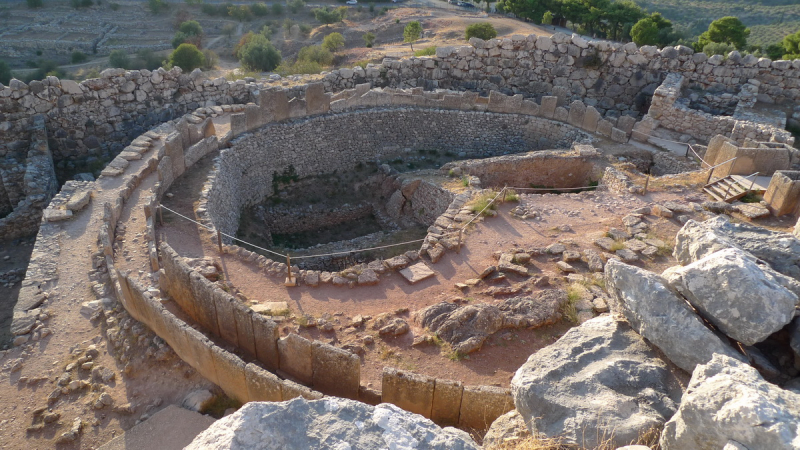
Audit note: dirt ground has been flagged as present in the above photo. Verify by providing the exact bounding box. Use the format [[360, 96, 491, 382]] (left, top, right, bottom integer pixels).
[[156, 139, 760, 391]]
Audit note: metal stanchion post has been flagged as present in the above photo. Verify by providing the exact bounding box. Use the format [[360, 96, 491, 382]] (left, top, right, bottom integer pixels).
[[158, 205, 164, 226], [216, 230, 222, 253], [643, 174, 650, 195]]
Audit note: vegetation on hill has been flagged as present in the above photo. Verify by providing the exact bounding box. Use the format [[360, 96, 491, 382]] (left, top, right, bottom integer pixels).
[[465, 22, 498, 41]]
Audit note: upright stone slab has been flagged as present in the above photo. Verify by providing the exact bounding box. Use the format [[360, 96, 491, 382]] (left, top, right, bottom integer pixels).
[[278, 333, 313, 385], [611, 127, 628, 143], [382, 367, 434, 418], [311, 341, 360, 399], [540, 96, 557, 119], [259, 89, 290, 122], [229, 113, 246, 136], [596, 119, 613, 137], [305, 82, 330, 115], [244, 363, 282, 402], [458, 386, 514, 430], [582, 106, 601, 132], [617, 115, 637, 134], [163, 132, 185, 179], [188, 272, 220, 337], [705, 134, 736, 166], [252, 314, 280, 370], [214, 293, 240, 348], [432, 379, 463, 427], [245, 104, 262, 131], [281, 379, 323, 401], [288, 98, 306, 118], [232, 303, 257, 358], [211, 346, 250, 403], [568, 100, 587, 127]]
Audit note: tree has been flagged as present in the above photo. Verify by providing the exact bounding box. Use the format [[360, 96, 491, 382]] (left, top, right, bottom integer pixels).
[[251, 2, 269, 16], [169, 43, 205, 72], [784, 30, 800, 59], [271, 3, 283, 15], [322, 32, 345, 52], [26, 0, 43, 8], [109, 50, 130, 69], [173, 20, 203, 48], [542, 11, 553, 26], [222, 23, 236, 40], [630, 18, 659, 46], [363, 32, 375, 48], [403, 21, 422, 52], [202, 49, 218, 70], [695, 16, 750, 51], [0, 60, 11, 85], [71, 51, 88, 64], [179, 20, 203, 36], [465, 22, 497, 41], [228, 5, 253, 21], [237, 34, 282, 71], [148, 0, 168, 14], [288, 0, 305, 14], [136, 49, 162, 70], [702, 42, 735, 56], [312, 7, 344, 25]]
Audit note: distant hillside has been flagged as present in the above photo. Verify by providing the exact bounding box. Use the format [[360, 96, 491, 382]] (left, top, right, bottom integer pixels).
[[633, 0, 800, 47]]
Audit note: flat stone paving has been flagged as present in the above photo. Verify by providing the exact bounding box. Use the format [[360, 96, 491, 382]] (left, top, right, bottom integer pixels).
[[97, 405, 216, 450]]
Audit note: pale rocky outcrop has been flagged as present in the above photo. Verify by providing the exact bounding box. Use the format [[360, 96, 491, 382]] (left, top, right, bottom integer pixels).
[[604, 259, 744, 372], [512, 316, 681, 449], [674, 216, 800, 280], [660, 354, 800, 450], [663, 248, 799, 345], [185, 398, 480, 450]]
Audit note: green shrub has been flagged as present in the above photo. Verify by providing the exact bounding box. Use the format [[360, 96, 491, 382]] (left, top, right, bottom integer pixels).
[[299, 24, 312, 37], [276, 59, 322, 76], [71, 51, 88, 64], [0, 60, 11, 85], [251, 2, 268, 16], [322, 32, 345, 52], [26, 0, 43, 8], [288, 0, 305, 14], [135, 49, 163, 70], [363, 32, 375, 48], [413, 46, 436, 56], [271, 3, 283, 15], [169, 43, 205, 72], [469, 192, 498, 216], [148, 0, 168, 14], [109, 49, 130, 69], [109, 2, 119, 10], [297, 45, 333, 65], [228, 4, 253, 21], [465, 22, 497, 41]]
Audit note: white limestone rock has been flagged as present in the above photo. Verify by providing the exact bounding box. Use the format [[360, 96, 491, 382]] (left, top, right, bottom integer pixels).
[[186, 398, 480, 450]]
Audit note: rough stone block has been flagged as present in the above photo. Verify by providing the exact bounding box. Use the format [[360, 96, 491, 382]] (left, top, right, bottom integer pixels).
[[305, 82, 330, 115], [432, 379, 463, 427], [233, 303, 257, 358], [245, 104, 262, 131], [281, 379, 323, 401], [213, 293, 240, 348], [229, 113, 246, 136], [163, 132, 185, 179], [582, 106, 601, 132], [554, 106, 569, 123], [252, 314, 280, 370], [382, 367, 434, 418], [211, 346, 250, 403], [188, 272, 220, 336], [245, 363, 282, 402], [278, 333, 313, 385], [596, 119, 613, 137], [540, 96, 557, 119], [611, 127, 628, 143], [459, 385, 514, 429], [568, 100, 587, 127], [399, 262, 436, 284], [259, 89, 290, 122], [288, 98, 307, 118], [311, 341, 360, 399], [617, 115, 637, 134]]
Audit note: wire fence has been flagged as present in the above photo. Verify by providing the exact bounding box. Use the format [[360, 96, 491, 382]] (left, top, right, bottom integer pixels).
[[157, 183, 602, 264]]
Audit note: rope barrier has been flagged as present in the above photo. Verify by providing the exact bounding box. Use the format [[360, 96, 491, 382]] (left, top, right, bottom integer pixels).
[[158, 184, 599, 263]]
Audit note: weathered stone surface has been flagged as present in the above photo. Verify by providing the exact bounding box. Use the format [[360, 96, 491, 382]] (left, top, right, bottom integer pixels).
[[674, 216, 800, 280], [483, 410, 530, 449], [417, 291, 566, 354], [399, 262, 436, 284], [663, 248, 799, 345], [605, 259, 745, 372], [512, 316, 681, 449], [311, 341, 360, 399], [660, 354, 800, 450], [277, 333, 313, 384], [186, 398, 480, 450]]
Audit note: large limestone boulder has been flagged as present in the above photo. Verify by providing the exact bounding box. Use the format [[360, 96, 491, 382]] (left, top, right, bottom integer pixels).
[[605, 259, 744, 372], [660, 354, 800, 450], [674, 216, 800, 280], [511, 316, 681, 449], [664, 248, 799, 345], [186, 398, 480, 450], [416, 291, 567, 354]]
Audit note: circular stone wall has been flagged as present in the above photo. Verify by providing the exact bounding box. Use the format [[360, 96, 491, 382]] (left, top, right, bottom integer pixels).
[[206, 107, 592, 239]]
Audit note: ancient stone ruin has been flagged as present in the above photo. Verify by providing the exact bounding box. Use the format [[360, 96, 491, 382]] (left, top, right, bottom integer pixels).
[[2, 31, 800, 449]]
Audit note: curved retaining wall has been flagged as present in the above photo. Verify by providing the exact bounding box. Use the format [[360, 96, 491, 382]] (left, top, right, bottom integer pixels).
[[204, 87, 593, 242], [86, 91, 518, 428]]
